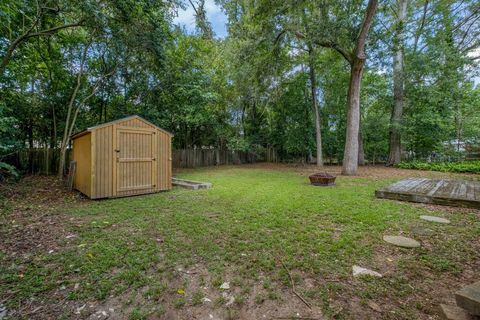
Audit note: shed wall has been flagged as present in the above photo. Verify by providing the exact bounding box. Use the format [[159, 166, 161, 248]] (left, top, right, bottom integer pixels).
[[92, 125, 113, 199], [73, 133, 91, 197]]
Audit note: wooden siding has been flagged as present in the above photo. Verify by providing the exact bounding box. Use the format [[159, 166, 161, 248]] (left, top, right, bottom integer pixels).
[[72, 133, 91, 197], [92, 125, 113, 199], [157, 131, 172, 191], [120, 117, 155, 129]]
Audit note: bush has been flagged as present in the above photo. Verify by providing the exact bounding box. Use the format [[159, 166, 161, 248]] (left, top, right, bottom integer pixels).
[[0, 162, 19, 181], [397, 160, 480, 174]]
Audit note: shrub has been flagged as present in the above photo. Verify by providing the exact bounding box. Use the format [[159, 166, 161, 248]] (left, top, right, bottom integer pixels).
[[0, 162, 19, 181], [397, 160, 480, 174]]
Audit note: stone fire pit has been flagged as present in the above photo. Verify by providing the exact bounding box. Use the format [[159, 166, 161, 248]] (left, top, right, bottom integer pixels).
[[309, 173, 336, 186]]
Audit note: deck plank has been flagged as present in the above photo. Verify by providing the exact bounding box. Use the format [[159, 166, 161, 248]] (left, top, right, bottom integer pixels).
[[375, 178, 480, 209], [474, 182, 480, 201], [389, 178, 427, 192], [465, 181, 475, 200]]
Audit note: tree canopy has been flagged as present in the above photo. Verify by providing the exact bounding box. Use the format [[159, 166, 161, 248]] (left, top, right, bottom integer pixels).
[[1, 0, 479, 175]]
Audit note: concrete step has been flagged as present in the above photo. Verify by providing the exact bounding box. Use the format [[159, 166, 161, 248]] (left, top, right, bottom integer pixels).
[[172, 178, 212, 190], [456, 281, 480, 316], [440, 304, 474, 320]]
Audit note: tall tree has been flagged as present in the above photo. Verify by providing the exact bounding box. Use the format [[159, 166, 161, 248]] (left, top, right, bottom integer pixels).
[[307, 45, 323, 167], [341, 0, 378, 175], [57, 40, 116, 177], [309, 0, 379, 175], [387, 0, 408, 165]]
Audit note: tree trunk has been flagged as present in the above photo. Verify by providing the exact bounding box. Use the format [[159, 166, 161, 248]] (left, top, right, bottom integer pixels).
[[341, 0, 378, 175], [58, 140, 71, 177], [51, 105, 57, 148], [358, 127, 365, 165], [342, 59, 364, 175], [387, 0, 407, 166], [308, 47, 323, 167], [58, 89, 81, 178]]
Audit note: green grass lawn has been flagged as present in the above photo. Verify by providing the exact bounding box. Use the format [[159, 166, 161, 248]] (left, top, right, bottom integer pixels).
[[1, 165, 479, 319]]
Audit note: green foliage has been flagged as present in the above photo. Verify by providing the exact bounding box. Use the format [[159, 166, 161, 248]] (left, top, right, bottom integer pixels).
[[0, 162, 19, 180], [0, 104, 19, 153], [268, 72, 315, 157], [397, 160, 480, 173], [0, 0, 479, 165], [226, 136, 251, 152]]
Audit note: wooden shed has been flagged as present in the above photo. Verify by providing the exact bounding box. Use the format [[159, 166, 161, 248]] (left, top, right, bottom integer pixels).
[[71, 115, 173, 199]]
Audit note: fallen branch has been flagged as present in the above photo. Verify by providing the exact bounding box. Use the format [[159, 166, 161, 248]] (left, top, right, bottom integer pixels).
[[278, 257, 312, 309]]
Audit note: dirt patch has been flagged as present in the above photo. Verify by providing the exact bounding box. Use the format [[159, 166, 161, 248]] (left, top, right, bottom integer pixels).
[[0, 176, 91, 319], [0, 176, 88, 257], [76, 264, 324, 320]]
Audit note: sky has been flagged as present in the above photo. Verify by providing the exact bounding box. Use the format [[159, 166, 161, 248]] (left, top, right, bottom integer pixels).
[[173, 0, 228, 38]]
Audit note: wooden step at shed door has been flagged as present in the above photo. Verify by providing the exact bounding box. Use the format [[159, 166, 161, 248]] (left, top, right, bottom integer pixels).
[[114, 126, 157, 197]]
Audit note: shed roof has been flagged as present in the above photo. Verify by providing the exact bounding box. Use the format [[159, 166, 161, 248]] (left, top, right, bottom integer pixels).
[[71, 115, 174, 139]]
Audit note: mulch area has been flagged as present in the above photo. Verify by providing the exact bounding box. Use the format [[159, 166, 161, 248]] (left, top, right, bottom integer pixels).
[[0, 176, 88, 258]]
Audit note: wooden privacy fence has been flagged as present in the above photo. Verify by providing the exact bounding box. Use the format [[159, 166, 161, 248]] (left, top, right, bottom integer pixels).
[[2, 148, 71, 175], [172, 149, 260, 168], [3, 147, 277, 174]]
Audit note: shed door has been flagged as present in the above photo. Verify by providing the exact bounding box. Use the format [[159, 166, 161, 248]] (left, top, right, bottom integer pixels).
[[115, 128, 157, 195]]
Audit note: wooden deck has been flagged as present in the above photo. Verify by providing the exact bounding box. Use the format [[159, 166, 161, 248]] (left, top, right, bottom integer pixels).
[[375, 178, 480, 209]]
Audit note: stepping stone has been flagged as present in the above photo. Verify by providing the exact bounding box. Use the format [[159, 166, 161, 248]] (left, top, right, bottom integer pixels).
[[352, 265, 382, 278], [383, 235, 421, 248], [219, 282, 230, 290], [440, 304, 473, 320], [411, 226, 433, 236], [420, 215, 451, 224], [456, 281, 480, 316]]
